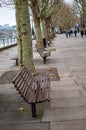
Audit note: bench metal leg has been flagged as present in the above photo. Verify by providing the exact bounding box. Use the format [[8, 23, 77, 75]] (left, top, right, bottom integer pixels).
[[31, 103, 36, 117], [16, 59, 18, 66], [43, 57, 46, 64]]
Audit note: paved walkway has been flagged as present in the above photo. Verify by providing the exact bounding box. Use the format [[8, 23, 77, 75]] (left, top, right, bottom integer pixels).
[[0, 34, 86, 130]]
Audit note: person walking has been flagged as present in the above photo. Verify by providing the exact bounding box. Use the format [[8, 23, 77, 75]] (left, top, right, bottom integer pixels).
[[65, 31, 69, 38], [74, 29, 77, 37], [80, 29, 84, 38]]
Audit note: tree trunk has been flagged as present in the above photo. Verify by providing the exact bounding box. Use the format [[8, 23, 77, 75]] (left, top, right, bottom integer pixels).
[[40, 19, 47, 48], [14, 0, 23, 66], [45, 17, 51, 42], [31, 0, 44, 48], [82, 0, 86, 28], [14, 0, 34, 72], [40, 19, 46, 39]]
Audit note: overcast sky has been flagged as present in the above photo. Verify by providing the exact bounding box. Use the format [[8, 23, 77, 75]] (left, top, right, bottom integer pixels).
[[0, 0, 74, 26], [65, 0, 73, 3], [0, 7, 16, 26]]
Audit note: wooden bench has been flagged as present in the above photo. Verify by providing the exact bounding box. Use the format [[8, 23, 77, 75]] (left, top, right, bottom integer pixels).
[[10, 55, 18, 66], [12, 65, 50, 117], [36, 47, 51, 64]]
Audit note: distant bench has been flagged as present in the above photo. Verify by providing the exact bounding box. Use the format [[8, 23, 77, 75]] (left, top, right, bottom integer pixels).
[[10, 55, 18, 66], [10, 47, 51, 65], [37, 47, 51, 64], [12, 65, 50, 117]]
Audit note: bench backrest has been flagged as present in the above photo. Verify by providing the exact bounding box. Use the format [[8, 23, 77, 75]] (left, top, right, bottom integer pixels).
[[12, 66, 50, 104], [37, 47, 51, 57], [12, 66, 37, 103], [37, 47, 44, 56]]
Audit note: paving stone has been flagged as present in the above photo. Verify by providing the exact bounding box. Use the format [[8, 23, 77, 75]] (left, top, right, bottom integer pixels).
[[75, 79, 86, 85], [51, 80, 75, 86], [57, 63, 72, 77], [50, 97, 86, 108], [71, 68, 86, 72], [60, 76, 78, 81], [0, 84, 17, 95], [6, 101, 49, 112], [78, 75, 86, 79], [72, 72, 86, 77], [51, 84, 83, 91], [42, 107, 86, 122], [0, 123, 49, 130], [66, 58, 85, 63], [0, 111, 41, 124], [51, 90, 81, 99], [0, 103, 9, 112], [6, 102, 30, 112], [80, 90, 86, 97], [69, 66, 86, 72], [0, 95, 9, 103], [50, 120, 86, 130], [83, 85, 86, 89], [68, 64, 86, 69], [0, 84, 14, 88], [6, 94, 24, 102]]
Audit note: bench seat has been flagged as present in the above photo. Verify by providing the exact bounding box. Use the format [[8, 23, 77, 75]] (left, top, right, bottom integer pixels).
[[12, 65, 50, 117], [37, 47, 51, 64], [10, 55, 18, 66]]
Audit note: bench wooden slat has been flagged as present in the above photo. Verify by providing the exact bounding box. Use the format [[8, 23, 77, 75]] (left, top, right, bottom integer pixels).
[[20, 71, 31, 94], [39, 79, 46, 102], [12, 65, 50, 117], [23, 78, 32, 98], [12, 66, 25, 83], [39, 78, 50, 102]]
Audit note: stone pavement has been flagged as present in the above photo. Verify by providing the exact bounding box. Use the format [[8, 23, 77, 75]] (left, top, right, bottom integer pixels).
[[0, 34, 86, 130]]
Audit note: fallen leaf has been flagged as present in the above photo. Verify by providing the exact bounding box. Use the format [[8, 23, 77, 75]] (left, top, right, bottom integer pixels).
[[18, 107, 25, 112], [50, 74, 56, 79]]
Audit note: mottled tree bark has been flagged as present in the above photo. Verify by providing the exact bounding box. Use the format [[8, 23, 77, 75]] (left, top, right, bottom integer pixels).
[[30, 0, 44, 48], [40, 19, 47, 48], [45, 17, 51, 41], [40, 19, 46, 39], [14, 0, 34, 72]]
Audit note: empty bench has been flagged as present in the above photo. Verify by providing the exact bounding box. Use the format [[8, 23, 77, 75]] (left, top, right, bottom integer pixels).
[[37, 47, 51, 64], [12, 65, 50, 117], [10, 55, 18, 66]]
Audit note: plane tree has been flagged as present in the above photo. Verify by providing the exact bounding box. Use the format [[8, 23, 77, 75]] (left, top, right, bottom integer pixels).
[[56, 3, 79, 31], [30, 0, 63, 47], [73, 0, 86, 28]]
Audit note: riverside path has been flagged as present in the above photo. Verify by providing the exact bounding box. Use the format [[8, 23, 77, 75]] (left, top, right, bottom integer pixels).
[[0, 33, 86, 130]]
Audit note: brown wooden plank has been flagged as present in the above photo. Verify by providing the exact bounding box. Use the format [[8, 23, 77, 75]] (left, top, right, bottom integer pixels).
[[12, 65, 50, 104]]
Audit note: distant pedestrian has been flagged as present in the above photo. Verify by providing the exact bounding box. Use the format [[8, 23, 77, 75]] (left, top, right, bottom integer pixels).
[[70, 30, 73, 37], [74, 29, 77, 37], [65, 31, 69, 38], [80, 29, 84, 38], [85, 29, 86, 37]]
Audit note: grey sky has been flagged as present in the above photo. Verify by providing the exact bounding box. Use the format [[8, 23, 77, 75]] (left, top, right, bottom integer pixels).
[[65, 0, 73, 4], [0, 7, 16, 26]]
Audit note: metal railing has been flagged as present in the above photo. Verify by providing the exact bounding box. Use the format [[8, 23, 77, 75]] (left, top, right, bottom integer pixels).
[[0, 38, 17, 48]]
